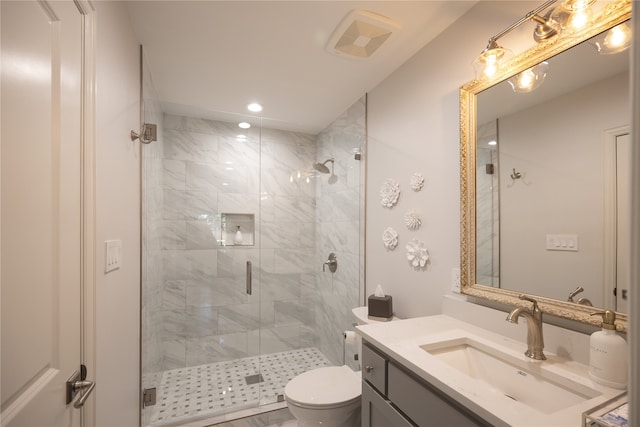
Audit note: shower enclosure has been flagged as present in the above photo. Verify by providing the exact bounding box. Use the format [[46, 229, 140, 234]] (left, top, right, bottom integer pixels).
[[476, 120, 500, 287], [140, 59, 366, 426]]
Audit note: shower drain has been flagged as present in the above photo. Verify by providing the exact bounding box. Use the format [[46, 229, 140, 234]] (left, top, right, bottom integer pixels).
[[244, 374, 264, 385]]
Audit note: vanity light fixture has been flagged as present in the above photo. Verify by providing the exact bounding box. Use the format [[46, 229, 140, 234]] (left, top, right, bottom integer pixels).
[[547, 0, 596, 36], [508, 61, 549, 93], [473, 40, 513, 80], [473, 0, 557, 80], [590, 22, 632, 54]]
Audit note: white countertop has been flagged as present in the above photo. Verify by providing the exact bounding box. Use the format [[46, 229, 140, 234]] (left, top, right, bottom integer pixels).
[[356, 314, 625, 426]]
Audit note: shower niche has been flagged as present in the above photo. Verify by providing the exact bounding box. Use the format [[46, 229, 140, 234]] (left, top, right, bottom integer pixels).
[[220, 212, 255, 246]]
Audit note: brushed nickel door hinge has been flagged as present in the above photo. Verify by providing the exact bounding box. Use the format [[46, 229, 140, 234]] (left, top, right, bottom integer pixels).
[[143, 387, 157, 407]]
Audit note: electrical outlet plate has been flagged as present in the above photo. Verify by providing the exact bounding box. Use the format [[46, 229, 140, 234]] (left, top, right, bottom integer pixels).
[[451, 267, 461, 293]]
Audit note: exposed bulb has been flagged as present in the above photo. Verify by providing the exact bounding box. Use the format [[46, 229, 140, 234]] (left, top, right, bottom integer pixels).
[[507, 62, 549, 93], [604, 24, 632, 50], [516, 69, 535, 89], [590, 23, 632, 54], [568, 8, 591, 31], [472, 45, 513, 80]]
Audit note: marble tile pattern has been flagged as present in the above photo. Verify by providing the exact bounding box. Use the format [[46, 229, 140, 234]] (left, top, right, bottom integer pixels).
[[142, 92, 166, 378], [214, 408, 297, 427], [143, 97, 365, 425], [158, 114, 320, 371], [148, 347, 329, 427], [313, 97, 366, 369], [476, 120, 500, 286]]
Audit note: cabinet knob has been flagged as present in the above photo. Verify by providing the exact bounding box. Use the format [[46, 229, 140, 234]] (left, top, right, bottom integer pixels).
[[365, 365, 374, 373]]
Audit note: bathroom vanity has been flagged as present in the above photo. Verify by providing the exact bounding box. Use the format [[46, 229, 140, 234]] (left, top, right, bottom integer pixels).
[[361, 342, 488, 426], [356, 298, 626, 427]]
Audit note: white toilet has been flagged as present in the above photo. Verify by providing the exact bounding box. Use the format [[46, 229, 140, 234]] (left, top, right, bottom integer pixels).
[[284, 307, 399, 427]]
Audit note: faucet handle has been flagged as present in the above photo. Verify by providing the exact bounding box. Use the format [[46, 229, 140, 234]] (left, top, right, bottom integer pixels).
[[519, 295, 539, 311], [567, 286, 584, 302]]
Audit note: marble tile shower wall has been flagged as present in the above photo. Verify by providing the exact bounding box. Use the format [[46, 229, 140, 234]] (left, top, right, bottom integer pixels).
[[159, 114, 318, 370], [476, 121, 500, 286], [142, 95, 165, 376], [314, 97, 365, 368]]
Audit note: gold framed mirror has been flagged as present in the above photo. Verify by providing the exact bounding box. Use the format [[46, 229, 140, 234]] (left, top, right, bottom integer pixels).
[[460, 0, 631, 332]]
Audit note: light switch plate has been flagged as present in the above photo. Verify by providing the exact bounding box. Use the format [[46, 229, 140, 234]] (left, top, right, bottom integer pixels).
[[546, 234, 578, 252], [105, 240, 122, 273]]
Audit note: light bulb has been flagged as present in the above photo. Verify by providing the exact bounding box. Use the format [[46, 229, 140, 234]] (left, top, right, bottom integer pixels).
[[591, 23, 632, 54], [516, 69, 535, 90], [568, 8, 591, 31], [507, 62, 549, 93], [604, 24, 631, 50], [473, 45, 512, 80]]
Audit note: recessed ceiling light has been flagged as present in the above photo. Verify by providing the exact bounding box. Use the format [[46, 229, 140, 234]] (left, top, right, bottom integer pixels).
[[238, 122, 251, 129], [488, 140, 497, 146], [247, 103, 262, 113]]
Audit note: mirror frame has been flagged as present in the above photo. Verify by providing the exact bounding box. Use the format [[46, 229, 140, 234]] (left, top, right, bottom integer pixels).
[[460, 0, 631, 332]]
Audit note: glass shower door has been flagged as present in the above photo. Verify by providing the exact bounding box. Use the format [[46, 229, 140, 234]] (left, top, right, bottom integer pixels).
[[140, 97, 265, 424], [140, 76, 367, 425]]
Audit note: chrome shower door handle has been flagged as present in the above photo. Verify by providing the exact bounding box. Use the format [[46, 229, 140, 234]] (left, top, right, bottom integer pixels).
[[246, 261, 252, 295]]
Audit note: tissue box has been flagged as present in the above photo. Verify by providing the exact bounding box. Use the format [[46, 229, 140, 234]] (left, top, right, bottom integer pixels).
[[368, 294, 393, 321]]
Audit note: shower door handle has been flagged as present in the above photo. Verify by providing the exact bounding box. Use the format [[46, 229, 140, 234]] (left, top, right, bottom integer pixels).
[[246, 261, 252, 295]]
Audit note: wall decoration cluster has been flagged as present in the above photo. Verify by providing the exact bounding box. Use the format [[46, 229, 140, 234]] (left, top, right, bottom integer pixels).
[[379, 178, 400, 208], [406, 239, 429, 269], [380, 173, 430, 270], [410, 172, 425, 192], [382, 227, 399, 250], [403, 209, 421, 230]]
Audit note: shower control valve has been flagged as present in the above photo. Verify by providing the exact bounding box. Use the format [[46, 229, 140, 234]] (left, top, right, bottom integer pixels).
[[323, 253, 338, 273]]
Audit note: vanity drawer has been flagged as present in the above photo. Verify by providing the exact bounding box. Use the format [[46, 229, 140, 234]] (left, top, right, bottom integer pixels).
[[361, 380, 415, 427], [388, 363, 488, 427], [362, 343, 387, 395]]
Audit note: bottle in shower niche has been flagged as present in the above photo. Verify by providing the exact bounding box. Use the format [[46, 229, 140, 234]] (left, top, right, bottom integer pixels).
[[234, 226, 243, 245]]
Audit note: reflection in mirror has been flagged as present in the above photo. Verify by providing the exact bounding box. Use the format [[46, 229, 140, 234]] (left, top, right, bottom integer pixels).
[[460, 0, 631, 331], [476, 27, 630, 312]]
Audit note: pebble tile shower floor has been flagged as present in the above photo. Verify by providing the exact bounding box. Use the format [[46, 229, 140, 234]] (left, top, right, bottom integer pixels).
[[148, 348, 331, 427]]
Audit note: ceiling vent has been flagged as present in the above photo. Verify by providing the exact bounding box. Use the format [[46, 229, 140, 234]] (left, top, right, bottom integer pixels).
[[326, 10, 402, 59]]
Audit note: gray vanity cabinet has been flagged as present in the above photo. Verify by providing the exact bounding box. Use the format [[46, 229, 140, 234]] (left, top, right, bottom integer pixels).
[[361, 341, 490, 427]]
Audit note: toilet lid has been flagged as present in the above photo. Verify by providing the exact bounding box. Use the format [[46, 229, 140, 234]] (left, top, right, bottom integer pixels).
[[284, 366, 361, 407]]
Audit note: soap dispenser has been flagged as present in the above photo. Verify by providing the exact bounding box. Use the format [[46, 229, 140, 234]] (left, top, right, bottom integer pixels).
[[589, 310, 627, 389]]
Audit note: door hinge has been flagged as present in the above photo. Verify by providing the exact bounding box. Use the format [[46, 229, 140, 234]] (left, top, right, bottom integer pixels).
[[143, 388, 157, 407]]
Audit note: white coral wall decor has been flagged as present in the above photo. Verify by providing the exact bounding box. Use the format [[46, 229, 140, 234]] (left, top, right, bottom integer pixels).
[[406, 239, 429, 269], [410, 173, 425, 192], [379, 179, 400, 208], [403, 209, 422, 230], [382, 227, 399, 250]]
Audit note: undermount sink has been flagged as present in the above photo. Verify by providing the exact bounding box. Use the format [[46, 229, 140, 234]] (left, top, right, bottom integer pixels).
[[420, 337, 601, 414]]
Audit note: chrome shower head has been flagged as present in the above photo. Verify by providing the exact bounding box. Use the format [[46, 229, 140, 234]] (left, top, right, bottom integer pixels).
[[312, 158, 334, 174]]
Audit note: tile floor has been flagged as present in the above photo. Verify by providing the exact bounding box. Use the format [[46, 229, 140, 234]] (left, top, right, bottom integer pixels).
[[148, 348, 330, 427]]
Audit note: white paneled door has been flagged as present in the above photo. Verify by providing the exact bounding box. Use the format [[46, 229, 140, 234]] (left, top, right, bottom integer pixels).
[[615, 133, 631, 314], [1, 1, 92, 426]]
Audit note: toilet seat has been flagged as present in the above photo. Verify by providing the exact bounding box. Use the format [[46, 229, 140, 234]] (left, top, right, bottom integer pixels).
[[284, 366, 361, 409]]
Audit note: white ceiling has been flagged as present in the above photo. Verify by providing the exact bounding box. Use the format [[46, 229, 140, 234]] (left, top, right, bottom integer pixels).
[[124, 1, 478, 134]]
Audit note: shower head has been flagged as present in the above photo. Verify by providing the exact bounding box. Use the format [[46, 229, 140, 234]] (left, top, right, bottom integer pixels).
[[312, 158, 334, 174]]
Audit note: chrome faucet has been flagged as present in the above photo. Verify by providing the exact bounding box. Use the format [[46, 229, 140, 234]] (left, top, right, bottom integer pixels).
[[506, 295, 546, 360]]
